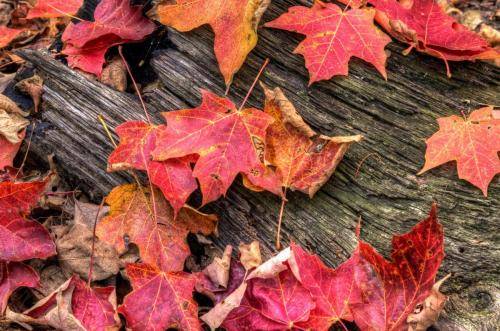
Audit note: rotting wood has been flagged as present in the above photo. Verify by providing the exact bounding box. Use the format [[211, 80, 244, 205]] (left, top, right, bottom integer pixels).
[[17, 1, 499, 328]]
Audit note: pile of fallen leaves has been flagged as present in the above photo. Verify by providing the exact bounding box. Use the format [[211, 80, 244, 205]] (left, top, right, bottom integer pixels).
[[0, 0, 499, 330]]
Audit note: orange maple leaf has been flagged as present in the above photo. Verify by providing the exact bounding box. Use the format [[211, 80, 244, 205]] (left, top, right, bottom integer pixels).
[[419, 106, 500, 196], [258, 84, 362, 197], [27, 0, 83, 19], [265, 1, 391, 84], [96, 184, 217, 272], [149, 0, 271, 86]]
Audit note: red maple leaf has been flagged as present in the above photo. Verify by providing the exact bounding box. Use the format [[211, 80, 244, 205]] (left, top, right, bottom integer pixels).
[[150, 0, 271, 86], [152, 90, 276, 205], [108, 121, 197, 214], [349, 204, 445, 330], [0, 262, 39, 315], [119, 263, 200, 331], [288, 243, 359, 330], [265, 1, 391, 83], [419, 106, 499, 196], [61, 0, 155, 75], [71, 277, 120, 331], [26, 0, 83, 19], [0, 26, 23, 48], [96, 184, 217, 272], [0, 178, 56, 261], [364, 0, 500, 75], [222, 268, 315, 330]]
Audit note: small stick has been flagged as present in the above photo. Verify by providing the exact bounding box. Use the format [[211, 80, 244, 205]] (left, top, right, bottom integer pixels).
[[15, 123, 36, 178], [98, 114, 118, 148], [88, 198, 105, 286], [238, 58, 270, 111], [118, 46, 151, 124]]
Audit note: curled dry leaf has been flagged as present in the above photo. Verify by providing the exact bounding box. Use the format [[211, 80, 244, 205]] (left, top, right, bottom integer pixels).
[[239, 240, 261, 271], [250, 84, 362, 197], [0, 129, 25, 169], [100, 56, 127, 92], [419, 106, 500, 196], [265, 1, 391, 83], [0, 73, 15, 93], [407, 274, 450, 331], [150, 0, 271, 86], [203, 245, 232, 288], [15, 74, 43, 112]]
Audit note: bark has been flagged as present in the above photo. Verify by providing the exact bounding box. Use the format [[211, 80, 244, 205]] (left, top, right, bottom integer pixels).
[[17, 1, 499, 328]]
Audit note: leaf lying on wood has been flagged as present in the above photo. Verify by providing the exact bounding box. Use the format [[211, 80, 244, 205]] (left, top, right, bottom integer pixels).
[[254, 84, 362, 197], [0, 177, 56, 261], [153, 90, 280, 205], [26, 0, 83, 19], [6, 276, 119, 331], [349, 204, 445, 330], [419, 106, 499, 196], [107, 121, 197, 214], [96, 184, 217, 272], [118, 263, 200, 331], [265, 1, 391, 83], [149, 0, 271, 86], [349, 0, 500, 76], [0, 262, 39, 315], [201, 205, 445, 331], [61, 0, 155, 76]]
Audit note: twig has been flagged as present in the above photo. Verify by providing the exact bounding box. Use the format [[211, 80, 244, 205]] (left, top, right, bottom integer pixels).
[[15, 123, 36, 178], [88, 198, 105, 286]]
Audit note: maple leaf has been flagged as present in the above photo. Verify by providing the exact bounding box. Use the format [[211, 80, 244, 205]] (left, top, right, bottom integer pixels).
[[108, 121, 197, 213], [419, 106, 499, 196], [287, 243, 359, 330], [26, 0, 83, 19], [96, 184, 217, 272], [0, 178, 56, 261], [153, 90, 276, 205], [257, 84, 362, 197], [222, 268, 315, 330], [265, 1, 391, 83], [150, 0, 271, 86], [0, 130, 25, 170], [362, 0, 500, 75], [118, 263, 200, 331], [0, 262, 39, 315], [61, 0, 155, 76], [0, 27, 23, 48], [7, 276, 119, 330], [349, 204, 445, 330]]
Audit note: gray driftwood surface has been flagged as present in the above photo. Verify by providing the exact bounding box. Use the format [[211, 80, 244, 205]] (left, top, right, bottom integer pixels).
[[18, 1, 499, 329]]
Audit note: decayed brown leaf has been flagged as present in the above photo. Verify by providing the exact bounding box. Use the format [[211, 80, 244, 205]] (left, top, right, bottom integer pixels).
[[56, 201, 120, 281], [203, 245, 232, 288], [407, 275, 450, 331], [238, 241, 261, 271], [15, 74, 43, 112], [100, 56, 127, 92]]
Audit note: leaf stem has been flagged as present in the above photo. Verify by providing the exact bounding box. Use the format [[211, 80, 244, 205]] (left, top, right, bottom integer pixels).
[[88, 198, 105, 286], [276, 190, 287, 249], [15, 123, 35, 178], [238, 58, 270, 111], [118, 46, 151, 124]]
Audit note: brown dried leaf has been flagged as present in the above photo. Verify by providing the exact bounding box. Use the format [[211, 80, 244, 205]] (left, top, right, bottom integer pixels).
[[15, 74, 43, 113], [203, 245, 232, 288], [407, 274, 450, 331], [100, 56, 127, 92], [0, 108, 29, 144], [239, 241, 261, 271]]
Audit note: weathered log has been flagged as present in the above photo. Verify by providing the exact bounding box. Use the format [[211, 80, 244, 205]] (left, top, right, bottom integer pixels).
[[17, 1, 499, 328]]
